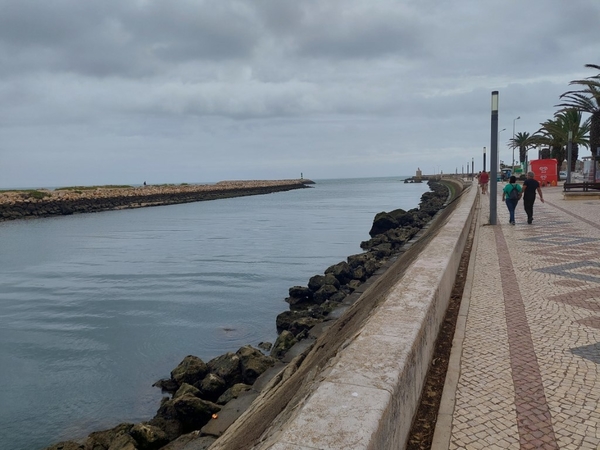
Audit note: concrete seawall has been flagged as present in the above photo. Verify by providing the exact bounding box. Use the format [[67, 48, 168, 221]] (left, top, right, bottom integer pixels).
[[0, 180, 310, 221], [211, 179, 477, 449]]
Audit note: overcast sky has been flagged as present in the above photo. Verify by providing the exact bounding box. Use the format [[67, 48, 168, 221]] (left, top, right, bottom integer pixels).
[[1, 0, 599, 188]]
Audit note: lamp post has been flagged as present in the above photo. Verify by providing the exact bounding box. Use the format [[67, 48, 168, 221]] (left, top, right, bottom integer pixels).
[[497, 128, 506, 174], [472, 157, 474, 179], [483, 147, 486, 172], [490, 128, 506, 176], [490, 91, 499, 225], [567, 131, 573, 184], [512, 116, 520, 171]]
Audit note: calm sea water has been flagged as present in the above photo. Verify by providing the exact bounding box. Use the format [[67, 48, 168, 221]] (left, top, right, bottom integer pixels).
[[0, 177, 430, 449]]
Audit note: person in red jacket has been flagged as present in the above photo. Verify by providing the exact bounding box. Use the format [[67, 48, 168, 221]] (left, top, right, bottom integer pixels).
[[479, 170, 489, 194]]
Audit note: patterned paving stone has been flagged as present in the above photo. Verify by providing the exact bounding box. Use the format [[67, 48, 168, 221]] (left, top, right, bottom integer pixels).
[[571, 342, 600, 364], [444, 184, 600, 450]]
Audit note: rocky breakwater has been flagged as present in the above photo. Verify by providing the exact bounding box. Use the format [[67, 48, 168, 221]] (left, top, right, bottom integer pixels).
[[274, 180, 449, 344], [44, 180, 450, 450], [0, 180, 311, 222]]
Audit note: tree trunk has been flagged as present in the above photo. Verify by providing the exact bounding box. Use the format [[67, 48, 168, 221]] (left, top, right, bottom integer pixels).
[[591, 111, 600, 156], [551, 145, 565, 179], [519, 146, 526, 163], [591, 112, 600, 182], [571, 143, 579, 171], [541, 148, 551, 159]]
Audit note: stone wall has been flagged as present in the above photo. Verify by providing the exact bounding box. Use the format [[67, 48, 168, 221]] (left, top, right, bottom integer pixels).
[[211, 179, 476, 450]]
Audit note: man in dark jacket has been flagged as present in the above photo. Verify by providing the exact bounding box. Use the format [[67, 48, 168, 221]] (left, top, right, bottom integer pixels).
[[522, 171, 545, 224]]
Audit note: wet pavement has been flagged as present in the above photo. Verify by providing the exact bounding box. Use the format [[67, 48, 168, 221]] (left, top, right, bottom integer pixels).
[[434, 183, 600, 450]]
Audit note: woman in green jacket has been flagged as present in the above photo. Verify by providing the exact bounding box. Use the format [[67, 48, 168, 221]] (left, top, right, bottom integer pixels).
[[501, 175, 522, 225]]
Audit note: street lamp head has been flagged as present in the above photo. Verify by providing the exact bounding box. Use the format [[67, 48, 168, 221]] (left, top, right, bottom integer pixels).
[[513, 117, 520, 131], [491, 91, 499, 112]]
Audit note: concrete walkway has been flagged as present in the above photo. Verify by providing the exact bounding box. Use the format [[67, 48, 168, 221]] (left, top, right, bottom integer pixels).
[[433, 184, 600, 449]]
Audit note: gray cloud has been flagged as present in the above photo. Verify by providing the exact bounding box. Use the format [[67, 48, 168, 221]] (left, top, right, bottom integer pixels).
[[0, 0, 599, 187], [289, 3, 426, 59]]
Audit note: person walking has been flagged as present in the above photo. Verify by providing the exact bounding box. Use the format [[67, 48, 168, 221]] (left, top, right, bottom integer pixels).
[[521, 171, 544, 224], [502, 175, 522, 225], [479, 170, 489, 194]]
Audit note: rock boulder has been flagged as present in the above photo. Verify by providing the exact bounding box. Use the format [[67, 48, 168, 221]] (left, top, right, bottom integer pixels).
[[307, 274, 340, 292], [324, 261, 353, 285], [171, 355, 208, 387], [172, 394, 221, 432], [369, 211, 399, 236], [207, 353, 242, 386], [270, 330, 298, 359], [129, 423, 169, 450], [195, 373, 227, 402], [236, 345, 276, 384]]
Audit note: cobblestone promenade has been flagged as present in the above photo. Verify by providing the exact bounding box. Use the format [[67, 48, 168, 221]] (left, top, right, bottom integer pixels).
[[434, 184, 600, 450]]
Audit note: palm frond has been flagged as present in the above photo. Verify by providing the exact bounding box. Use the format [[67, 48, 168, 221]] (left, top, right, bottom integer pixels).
[[558, 64, 600, 156]]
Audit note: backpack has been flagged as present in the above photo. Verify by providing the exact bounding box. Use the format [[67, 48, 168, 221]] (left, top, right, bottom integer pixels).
[[509, 184, 521, 201]]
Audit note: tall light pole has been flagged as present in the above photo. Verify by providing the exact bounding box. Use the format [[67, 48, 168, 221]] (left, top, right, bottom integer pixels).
[[490, 91, 499, 225], [567, 131, 573, 183], [512, 116, 520, 171], [483, 147, 486, 172], [497, 128, 506, 174]]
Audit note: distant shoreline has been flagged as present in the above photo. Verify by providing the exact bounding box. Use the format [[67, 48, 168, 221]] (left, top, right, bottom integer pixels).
[[0, 179, 313, 222]]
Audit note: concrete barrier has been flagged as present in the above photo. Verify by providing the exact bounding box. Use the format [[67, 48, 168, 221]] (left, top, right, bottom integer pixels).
[[256, 181, 478, 449]]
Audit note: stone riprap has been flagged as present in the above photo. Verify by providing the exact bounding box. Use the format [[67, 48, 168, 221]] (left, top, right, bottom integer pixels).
[[43, 180, 457, 450], [274, 181, 450, 343], [0, 180, 311, 222]]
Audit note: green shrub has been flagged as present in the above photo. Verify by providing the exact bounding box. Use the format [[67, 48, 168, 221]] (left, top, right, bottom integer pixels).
[[56, 185, 133, 191], [20, 190, 51, 200]]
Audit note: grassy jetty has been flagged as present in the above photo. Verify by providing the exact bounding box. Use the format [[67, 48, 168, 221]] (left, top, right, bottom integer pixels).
[[0, 179, 312, 221]]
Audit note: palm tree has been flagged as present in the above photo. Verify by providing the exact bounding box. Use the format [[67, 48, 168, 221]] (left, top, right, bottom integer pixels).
[[509, 131, 537, 165], [533, 109, 590, 178], [557, 64, 600, 158], [555, 109, 590, 171], [533, 120, 566, 177], [532, 111, 590, 177]]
